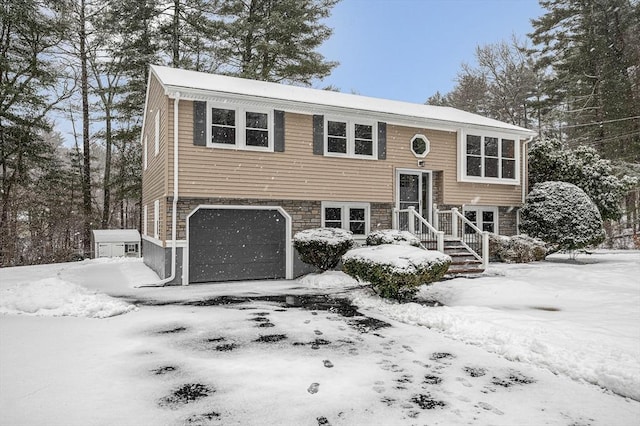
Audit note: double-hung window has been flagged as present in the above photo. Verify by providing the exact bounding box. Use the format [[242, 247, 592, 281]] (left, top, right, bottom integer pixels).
[[209, 104, 272, 151], [325, 118, 376, 159], [321, 202, 370, 236], [463, 133, 518, 183]]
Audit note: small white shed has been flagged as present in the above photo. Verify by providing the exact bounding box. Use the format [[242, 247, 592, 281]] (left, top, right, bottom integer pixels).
[[92, 229, 141, 258]]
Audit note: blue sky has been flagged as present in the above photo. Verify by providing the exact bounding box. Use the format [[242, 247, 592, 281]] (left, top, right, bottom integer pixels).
[[315, 0, 544, 103]]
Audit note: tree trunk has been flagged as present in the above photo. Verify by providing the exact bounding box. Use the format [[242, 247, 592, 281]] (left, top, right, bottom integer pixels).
[[80, 0, 92, 255], [172, 0, 180, 66], [102, 106, 112, 228]]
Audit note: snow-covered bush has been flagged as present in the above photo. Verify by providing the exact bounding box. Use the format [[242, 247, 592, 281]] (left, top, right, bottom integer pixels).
[[342, 245, 451, 301], [520, 181, 605, 253], [293, 228, 355, 271], [365, 230, 421, 247], [489, 233, 547, 263], [529, 139, 637, 221]]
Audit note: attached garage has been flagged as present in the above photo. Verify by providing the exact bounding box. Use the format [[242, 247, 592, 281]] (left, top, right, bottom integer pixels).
[[186, 206, 292, 283]]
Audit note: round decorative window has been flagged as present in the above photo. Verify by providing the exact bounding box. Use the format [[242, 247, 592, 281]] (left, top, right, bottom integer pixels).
[[411, 134, 430, 158]]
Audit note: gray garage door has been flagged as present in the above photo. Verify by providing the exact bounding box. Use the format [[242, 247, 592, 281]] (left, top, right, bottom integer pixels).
[[189, 208, 287, 283]]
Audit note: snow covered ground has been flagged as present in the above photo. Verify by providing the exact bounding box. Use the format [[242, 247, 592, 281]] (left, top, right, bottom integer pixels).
[[0, 251, 639, 425]]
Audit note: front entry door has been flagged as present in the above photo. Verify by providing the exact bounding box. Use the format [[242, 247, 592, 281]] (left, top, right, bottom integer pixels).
[[397, 170, 432, 224]]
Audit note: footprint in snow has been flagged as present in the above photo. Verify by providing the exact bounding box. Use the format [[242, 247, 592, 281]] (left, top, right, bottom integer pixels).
[[307, 383, 320, 394], [477, 401, 504, 415], [456, 377, 473, 387], [323, 360, 334, 368]]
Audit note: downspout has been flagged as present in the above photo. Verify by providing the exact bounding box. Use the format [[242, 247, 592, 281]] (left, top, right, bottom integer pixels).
[[139, 92, 180, 287], [521, 136, 535, 204]]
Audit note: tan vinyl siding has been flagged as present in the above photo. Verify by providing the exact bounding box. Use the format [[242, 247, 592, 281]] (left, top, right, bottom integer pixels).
[[387, 125, 523, 206], [166, 101, 523, 208], [142, 74, 169, 242], [170, 108, 394, 202]]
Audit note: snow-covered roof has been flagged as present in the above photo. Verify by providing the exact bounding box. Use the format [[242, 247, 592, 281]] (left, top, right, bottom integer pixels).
[[92, 229, 141, 243], [150, 65, 537, 136]]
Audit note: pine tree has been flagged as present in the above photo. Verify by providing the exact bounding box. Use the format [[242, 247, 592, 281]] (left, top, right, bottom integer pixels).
[[530, 0, 640, 162], [212, 0, 339, 85], [0, 0, 71, 265]]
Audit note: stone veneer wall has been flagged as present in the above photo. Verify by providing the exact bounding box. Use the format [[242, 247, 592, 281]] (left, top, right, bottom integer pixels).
[[165, 197, 394, 240], [498, 206, 519, 236]]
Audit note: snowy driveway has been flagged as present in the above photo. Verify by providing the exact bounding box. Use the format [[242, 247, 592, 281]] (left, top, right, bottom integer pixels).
[[1, 253, 639, 425]]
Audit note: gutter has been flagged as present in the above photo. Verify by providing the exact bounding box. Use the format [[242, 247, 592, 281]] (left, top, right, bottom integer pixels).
[[139, 92, 181, 287]]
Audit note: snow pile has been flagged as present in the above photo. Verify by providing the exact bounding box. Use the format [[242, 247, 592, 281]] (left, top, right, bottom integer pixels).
[[343, 245, 450, 274], [293, 227, 353, 245], [0, 277, 137, 318], [298, 270, 359, 289], [366, 229, 421, 247]]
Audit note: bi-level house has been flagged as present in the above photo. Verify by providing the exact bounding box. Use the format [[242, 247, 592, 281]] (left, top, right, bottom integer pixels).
[[141, 65, 536, 285]]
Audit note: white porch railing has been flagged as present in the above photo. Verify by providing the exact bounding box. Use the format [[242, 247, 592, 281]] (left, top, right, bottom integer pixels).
[[392, 206, 445, 252], [393, 205, 489, 269], [433, 206, 489, 268]]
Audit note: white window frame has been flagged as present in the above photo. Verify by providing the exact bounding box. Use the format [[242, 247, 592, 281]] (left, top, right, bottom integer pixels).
[[462, 205, 499, 234], [458, 130, 520, 185], [153, 200, 160, 239], [207, 101, 273, 152], [410, 134, 430, 158], [143, 205, 148, 236], [324, 116, 377, 160], [143, 135, 148, 170], [321, 201, 371, 238], [154, 110, 160, 156]]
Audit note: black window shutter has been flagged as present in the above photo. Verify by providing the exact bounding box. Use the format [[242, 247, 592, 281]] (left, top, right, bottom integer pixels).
[[193, 101, 206, 146], [274, 110, 285, 152], [378, 121, 387, 160], [313, 115, 324, 155]]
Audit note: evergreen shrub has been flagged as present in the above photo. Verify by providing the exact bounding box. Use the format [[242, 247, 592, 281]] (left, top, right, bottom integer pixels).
[[489, 233, 547, 263], [365, 230, 421, 247], [342, 245, 451, 301], [293, 227, 354, 271], [520, 181, 605, 253]]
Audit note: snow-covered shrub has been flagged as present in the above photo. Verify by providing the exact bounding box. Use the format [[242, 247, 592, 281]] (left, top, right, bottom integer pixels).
[[365, 230, 421, 247], [529, 139, 637, 221], [520, 181, 605, 253], [488, 233, 510, 261], [489, 233, 547, 263], [293, 228, 355, 271], [342, 245, 451, 301]]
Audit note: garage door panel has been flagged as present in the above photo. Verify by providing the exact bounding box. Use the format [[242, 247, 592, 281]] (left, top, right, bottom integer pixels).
[[191, 261, 284, 283], [190, 244, 284, 265], [189, 208, 287, 283]]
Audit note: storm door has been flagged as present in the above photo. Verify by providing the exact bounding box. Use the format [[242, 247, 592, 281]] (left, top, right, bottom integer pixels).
[[396, 170, 433, 228]]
